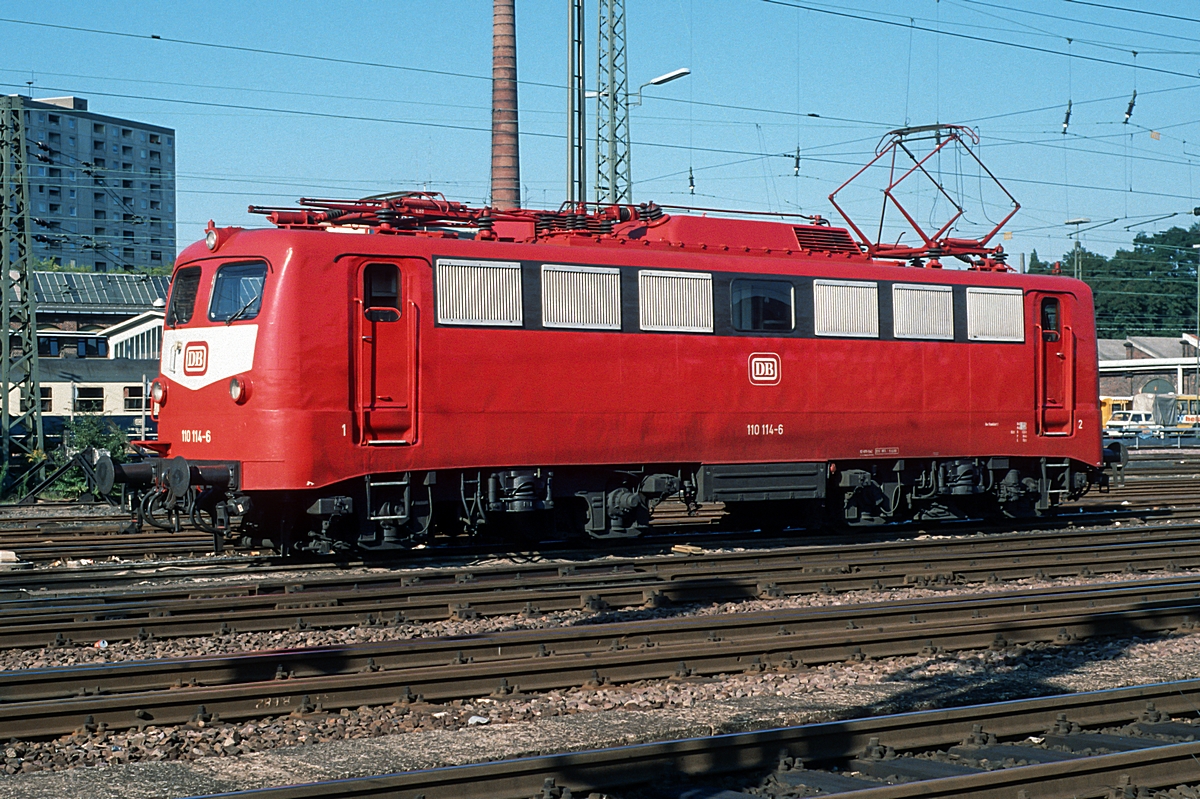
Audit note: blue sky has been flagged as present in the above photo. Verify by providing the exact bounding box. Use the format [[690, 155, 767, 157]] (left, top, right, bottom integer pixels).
[[4, 1, 1199, 266]]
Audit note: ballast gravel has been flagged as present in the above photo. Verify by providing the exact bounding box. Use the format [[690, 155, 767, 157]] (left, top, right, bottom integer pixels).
[[3, 555, 1200, 797], [4, 629, 1200, 798]]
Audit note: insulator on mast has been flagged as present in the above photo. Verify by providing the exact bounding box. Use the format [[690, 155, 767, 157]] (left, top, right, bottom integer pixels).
[[1124, 90, 1136, 124], [688, 166, 695, 195], [794, 147, 801, 176], [1062, 100, 1072, 135]]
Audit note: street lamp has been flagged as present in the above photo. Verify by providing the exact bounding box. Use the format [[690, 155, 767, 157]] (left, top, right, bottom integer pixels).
[[630, 67, 691, 106], [1065, 218, 1091, 280]]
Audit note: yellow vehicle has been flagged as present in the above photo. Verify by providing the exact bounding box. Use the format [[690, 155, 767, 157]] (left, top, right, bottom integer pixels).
[[1101, 397, 1132, 427], [1175, 395, 1200, 427]]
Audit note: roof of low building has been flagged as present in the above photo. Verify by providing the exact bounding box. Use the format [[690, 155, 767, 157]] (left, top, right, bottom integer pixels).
[[40, 358, 159, 383], [33, 272, 169, 315], [1126, 336, 1188, 359], [1098, 339, 1129, 361]]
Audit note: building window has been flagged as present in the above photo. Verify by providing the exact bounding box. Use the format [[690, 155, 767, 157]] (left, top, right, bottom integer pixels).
[[150, 251, 162, 262], [48, 131, 60, 144], [69, 207, 76, 217], [37, 338, 60, 357], [77, 339, 108, 358], [93, 140, 104, 151], [48, 114, 59, 126], [67, 118, 75, 129], [93, 123, 105, 134], [122, 145, 132, 156], [74, 386, 105, 413], [21, 387, 51, 414], [123, 386, 144, 411], [121, 128, 132, 139], [95, 261, 107, 272], [68, 189, 76, 199], [149, 133, 161, 144], [67, 135, 75, 148]]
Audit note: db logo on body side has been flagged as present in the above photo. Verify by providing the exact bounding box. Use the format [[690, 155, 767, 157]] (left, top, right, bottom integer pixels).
[[748, 352, 781, 386], [183, 342, 209, 376]]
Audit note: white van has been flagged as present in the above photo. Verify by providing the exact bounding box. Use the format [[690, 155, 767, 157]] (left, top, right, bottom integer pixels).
[[1105, 411, 1163, 436]]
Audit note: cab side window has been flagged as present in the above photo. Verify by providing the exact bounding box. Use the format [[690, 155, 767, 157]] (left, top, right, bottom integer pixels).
[[364, 263, 401, 322], [1040, 297, 1060, 342], [166, 266, 201, 327]]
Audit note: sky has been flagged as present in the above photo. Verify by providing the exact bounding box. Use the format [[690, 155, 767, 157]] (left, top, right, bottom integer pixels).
[[3, 1, 1200, 268]]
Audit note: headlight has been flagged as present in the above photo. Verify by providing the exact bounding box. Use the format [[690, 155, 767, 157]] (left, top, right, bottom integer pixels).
[[205, 228, 218, 251], [150, 380, 166, 404], [229, 375, 251, 404]]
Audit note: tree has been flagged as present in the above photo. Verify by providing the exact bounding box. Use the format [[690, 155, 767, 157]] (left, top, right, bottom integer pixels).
[[1082, 223, 1200, 338]]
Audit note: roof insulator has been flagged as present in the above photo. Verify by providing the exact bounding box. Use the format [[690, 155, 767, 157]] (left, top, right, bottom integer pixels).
[[1124, 90, 1136, 124], [1062, 100, 1072, 135]]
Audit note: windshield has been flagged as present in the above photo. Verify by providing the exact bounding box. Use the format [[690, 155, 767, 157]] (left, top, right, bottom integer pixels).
[[209, 262, 267, 323], [165, 266, 201, 327], [1110, 413, 1130, 422]]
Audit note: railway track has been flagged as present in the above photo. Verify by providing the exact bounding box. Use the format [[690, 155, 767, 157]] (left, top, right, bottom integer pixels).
[[8, 521, 1200, 647], [5, 574, 1200, 740], [183, 679, 1200, 798], [0, 442, 1190, 564]]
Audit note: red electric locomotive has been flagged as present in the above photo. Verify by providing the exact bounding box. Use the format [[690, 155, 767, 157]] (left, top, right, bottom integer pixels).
[[105, 127, 1119, 553]]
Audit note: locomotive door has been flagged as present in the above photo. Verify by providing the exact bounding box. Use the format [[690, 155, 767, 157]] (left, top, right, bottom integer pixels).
[[1033, 292, 1075, 436], [355, 261, 418, 444]]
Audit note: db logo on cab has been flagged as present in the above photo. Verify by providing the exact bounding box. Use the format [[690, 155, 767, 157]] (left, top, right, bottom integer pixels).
[[183, 342, 209, 376], [748, 352, 780, 386]]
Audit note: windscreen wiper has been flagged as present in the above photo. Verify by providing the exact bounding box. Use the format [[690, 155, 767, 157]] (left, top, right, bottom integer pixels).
[[225, 292, 260, 325]]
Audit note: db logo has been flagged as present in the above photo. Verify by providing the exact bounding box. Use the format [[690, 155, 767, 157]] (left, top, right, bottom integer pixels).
[[748, 352, 780, 386], [183, 342, 209, 376]]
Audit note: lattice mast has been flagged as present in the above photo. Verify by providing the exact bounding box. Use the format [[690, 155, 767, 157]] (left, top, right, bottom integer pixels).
[[0, 96, 44, 490], [595, 0, 631, 204], [566, 0, 587, 203]]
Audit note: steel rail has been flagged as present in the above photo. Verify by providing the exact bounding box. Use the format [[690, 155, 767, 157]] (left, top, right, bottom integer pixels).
[[9, 574, 1200, 703], [6, 577, 1200, 739], [7, 525, 1200, 648], [177, 679, 1200, 799]]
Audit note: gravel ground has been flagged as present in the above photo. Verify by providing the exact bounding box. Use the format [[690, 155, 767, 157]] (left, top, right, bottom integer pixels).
[[2, 533, 1200, 798], [3, 628, 1200, 798]]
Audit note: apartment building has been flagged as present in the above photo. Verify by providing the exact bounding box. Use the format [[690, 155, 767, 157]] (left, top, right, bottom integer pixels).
[[20, 95, 176, 272]]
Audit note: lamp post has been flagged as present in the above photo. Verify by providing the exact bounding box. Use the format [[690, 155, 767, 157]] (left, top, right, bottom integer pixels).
[[1065, 218, 1091, 280], [589, 67, 689, 204]]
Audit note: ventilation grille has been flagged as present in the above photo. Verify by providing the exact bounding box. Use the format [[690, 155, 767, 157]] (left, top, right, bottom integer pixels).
[[966, 287, 1024, 342], [793, 226, 861, 254], [435, 259, 523, 326], [638, 270, 713, 333], [892, 284, 953, 340], [814, 279, 878, 338], [541, 264, 621, 330]]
